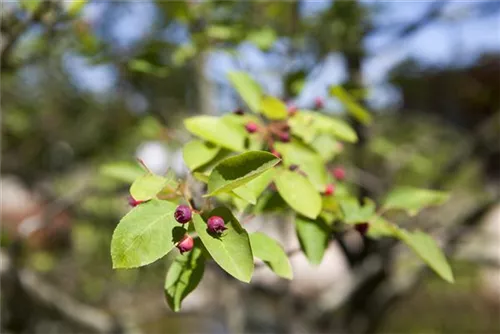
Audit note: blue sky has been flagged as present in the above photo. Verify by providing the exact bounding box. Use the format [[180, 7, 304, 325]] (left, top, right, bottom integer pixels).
[[66, 1, 500, 111]]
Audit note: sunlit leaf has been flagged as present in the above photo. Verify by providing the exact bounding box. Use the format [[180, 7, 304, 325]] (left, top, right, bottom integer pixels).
[[192, 208, 253, 282], [249, 232, 292, 279], [111, 199, 183, 268]]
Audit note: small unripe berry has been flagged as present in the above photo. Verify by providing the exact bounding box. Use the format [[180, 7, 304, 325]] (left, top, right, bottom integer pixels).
[[314, 97, 324, 110], [287, 104, 298, 116], [174, 205, 192, 224], [233, 108, 245, 115], [355, 223, 369, 236], [279, 132, 291, 142], [332, 167, 346, 181], [128, 196, 143, 207], [207, 216, 227, 234], [245, 122, 259, 133], [177, 234, 194, 254], [324, 184, 335, 196], [289, 164, 299, 171], [271, 149, 281, 159]]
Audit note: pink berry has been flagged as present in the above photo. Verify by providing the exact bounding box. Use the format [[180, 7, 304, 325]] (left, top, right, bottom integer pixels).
[[245, 122, 259, 133], [287, 103, 298, 116], [324, 184, 335, 196], [207, 216, 227, 234], [176, 234, 194, 254], [355, 223, 369, 235], [332, 167, 346, 181], [174, 205, 192, 224], [314, 97, 324, 110], [279, 132, 290, 143]]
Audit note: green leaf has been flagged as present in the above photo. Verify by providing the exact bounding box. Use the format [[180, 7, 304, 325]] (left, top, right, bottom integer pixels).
[[183, 140, 221, 171], [295, 215, 330, 265], [164, 241, 205, 312], [130, 173, 170, 201], [289, 111, 357, 143], [21, 0, 41, 13], [67, 0, 87, 16], [383, 187, 450, 216], [260, 96, 288, 120], [129, 60, 169, 77], [288, 112, 317, 143], [206, 151, 280, 196], [184, 116, 245, 151], [232, 168, 276, 210], [111, 199, 184, 268], [228, 71, 262, 113], [310, 135, 340, 161], [366, 217, 400, 238], [247, 28, 276, 50], [338, 197, 376, 224], [274, 169, 321, 219], [274, 141, 327, 190], [249, 232, 293, 279], [232, 186, 257, 205], [310, 112, 358, 143], [330, 86, 372, 124], [398, 230, 454, 283], [192, 208, 254, 282], [100, 162, 145, 183]]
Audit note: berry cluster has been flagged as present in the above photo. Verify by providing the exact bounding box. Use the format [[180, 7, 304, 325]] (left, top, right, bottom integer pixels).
[[173, 205, 227, 254]]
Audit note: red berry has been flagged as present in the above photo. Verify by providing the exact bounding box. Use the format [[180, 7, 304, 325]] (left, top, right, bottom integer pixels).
[[355, 223, 369, 235], [324, 184, 335, 196], [245, 122, 259, 133], [177, 234, 194, 254], [287, 103, 298, 116], [271, 149, 281, 159], [174, 205, 192, 224], [279, 132, 290, 143], [332, 167, 346, 181], [207, 216, 227, 234], [314, 97, 324, 110], [128, 196, 143, 207]]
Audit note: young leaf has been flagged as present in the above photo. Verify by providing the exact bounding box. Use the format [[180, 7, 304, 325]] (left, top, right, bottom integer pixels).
[[182, 140, 220, 171], [330, 86, 372, 124], [260, 96, 288, 120], [295, 215, 330, 265], [111, 199, 184, 268], [382, 187, 450, 216], [206, 151, 280, 196], [192, 208, 254, 282], [164, 241, 205, 312], [130, 173, 170, 201], [249, 232, 293, 280], [100, 161, 145, 183], [184, 116, 245, 152], [338, 197, 376, 224], [274, 141, 327, 190], [398, 230, 454, 283], [275, 169, 321, 219], [227, 71, 262, 113]]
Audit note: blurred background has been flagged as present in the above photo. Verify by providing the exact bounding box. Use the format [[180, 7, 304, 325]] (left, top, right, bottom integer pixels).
[[1, 1, 499, 333]]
